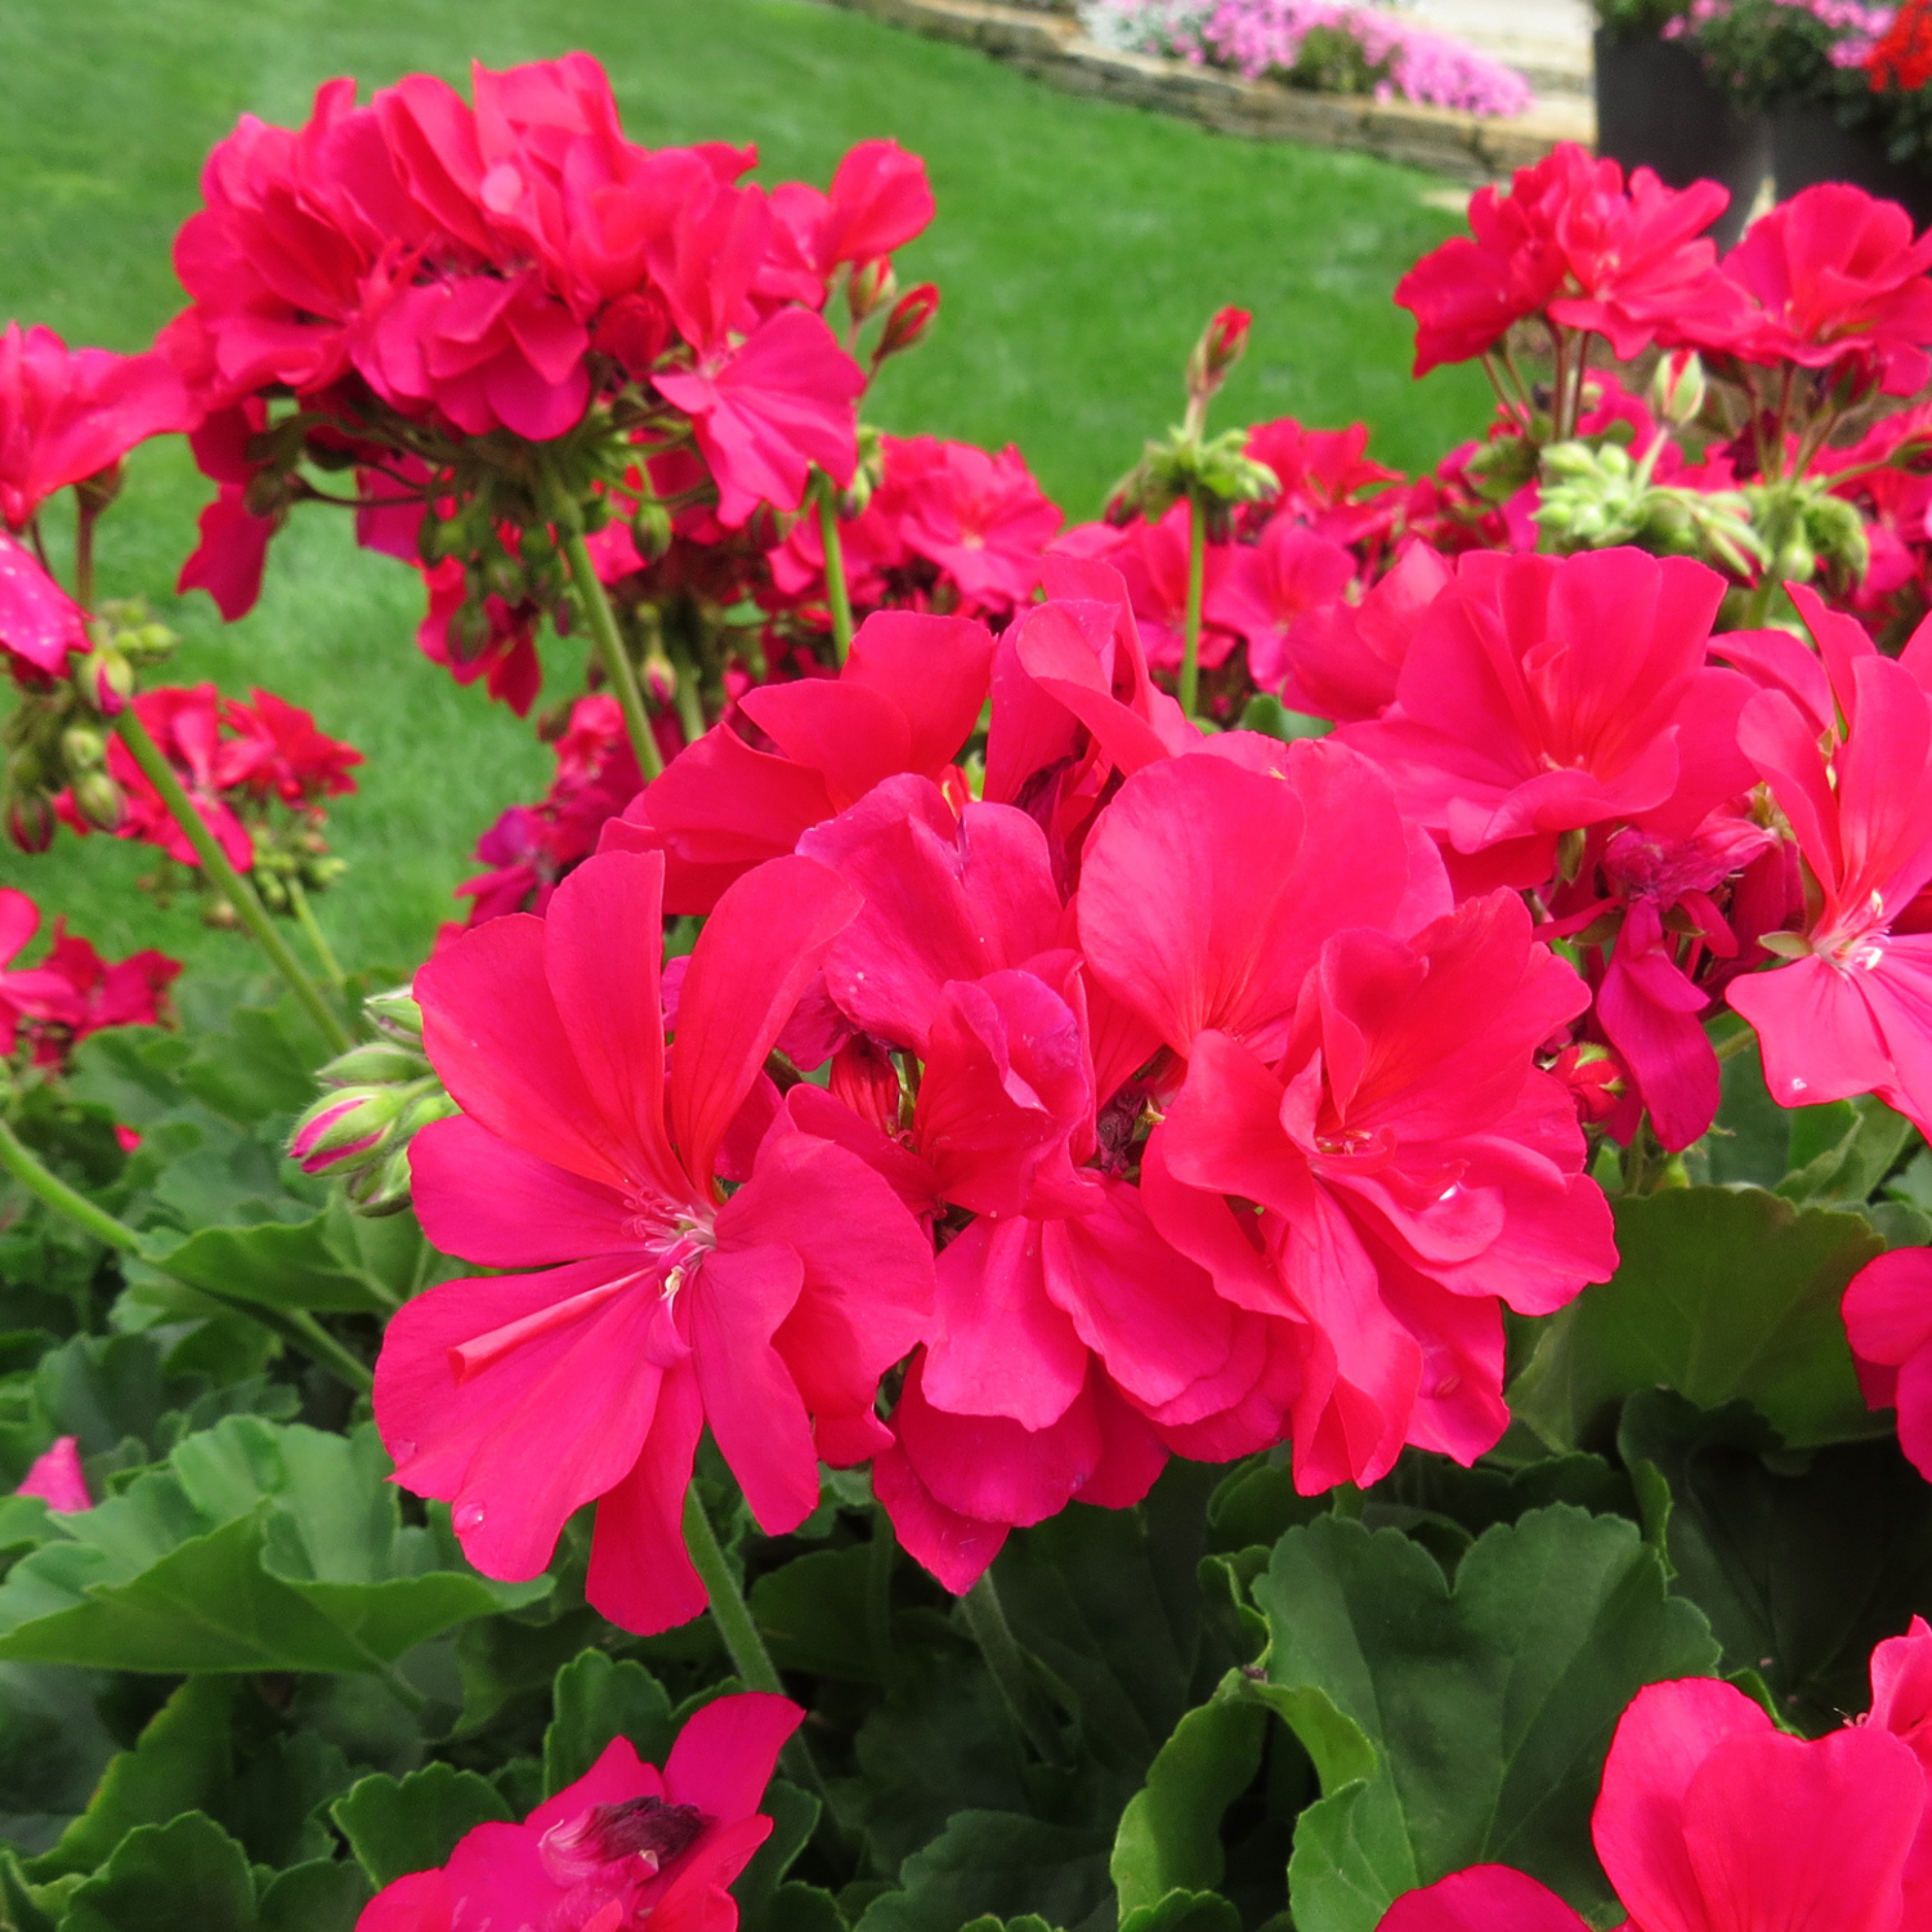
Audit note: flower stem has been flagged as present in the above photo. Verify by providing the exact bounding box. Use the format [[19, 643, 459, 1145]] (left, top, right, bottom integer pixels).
[[287, 878, 345, 991], [816, 485, 855, 667], [559, 524, 663, 784], [116, 708, 350, 1056], [960, 1570, 1068, 1767], [0, 1113, 372, 1393], [867, 1502, 895, 1672], [682, 1483, 829, 1804], [1179, 492, 1207, 721]]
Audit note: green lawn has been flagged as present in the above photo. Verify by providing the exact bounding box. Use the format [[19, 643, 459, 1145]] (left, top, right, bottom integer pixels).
[[0, 0, 1490, 980]]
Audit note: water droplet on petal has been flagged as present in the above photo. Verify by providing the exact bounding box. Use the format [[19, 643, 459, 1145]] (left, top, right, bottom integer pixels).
[[455, 1501, 487, 1534], [1790, 1077, 1808, 1095]]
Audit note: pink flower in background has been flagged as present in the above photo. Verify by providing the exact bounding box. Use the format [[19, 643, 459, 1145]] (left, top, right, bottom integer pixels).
[[0, 322, 195, 529], [14, 1438, 90, 1514], [0, 530, 88, 681], [382, 848, 933, 1633], [358, 1694, 802, 1932], [1845, 1247, 1932, 1477], [1204, 515, 1354, 694]]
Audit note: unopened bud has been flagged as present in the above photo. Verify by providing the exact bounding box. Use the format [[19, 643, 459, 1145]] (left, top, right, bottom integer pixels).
[[60, 725, 105, 773], [447, 598, 495, 665], [363, 987, 424, 1045], [1649, 349, 1706, 428], [1185, 305, 1251, 406], [631, 497, 674, 564], [318, 1041, 430, 1088], [287, 1085, 408, 1176], [872, 284, 940, 369], [78, 647, 133, 715], [71, 770, 125, 833], [5, 792, 54, 854], [847, 257, 898, 329], [242, 465, 288, 519]]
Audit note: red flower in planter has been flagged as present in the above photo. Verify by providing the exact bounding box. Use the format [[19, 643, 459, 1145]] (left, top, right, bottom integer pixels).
[[357, 1693, 802, 1932], [381, 847, 933, 1634]]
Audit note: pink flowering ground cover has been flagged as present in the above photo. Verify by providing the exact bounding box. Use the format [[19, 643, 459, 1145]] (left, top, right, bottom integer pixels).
[[7, 35, 1932, 1932]]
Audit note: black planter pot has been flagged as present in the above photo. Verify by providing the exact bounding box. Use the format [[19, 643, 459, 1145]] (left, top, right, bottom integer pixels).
[[1594, 30, 1770, 252], [1773, 104, 1932, 231]]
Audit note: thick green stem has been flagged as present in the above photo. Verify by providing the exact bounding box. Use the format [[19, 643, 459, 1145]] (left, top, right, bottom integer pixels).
[[559, 526, 663, 783], [287, 878, 345, 991], [117, 709, 350, 1054], [0, 1114, 372, 1393], [1330, 1482, 1366, 1521], [682, 1484, 829, 1802], [961, 1570, 1068, 1767], [817, 487, 855, 666], [1179, 493, 1207, 721]]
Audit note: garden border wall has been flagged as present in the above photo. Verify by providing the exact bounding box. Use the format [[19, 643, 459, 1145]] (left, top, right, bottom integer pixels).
[[819, 0, 1589, 185]]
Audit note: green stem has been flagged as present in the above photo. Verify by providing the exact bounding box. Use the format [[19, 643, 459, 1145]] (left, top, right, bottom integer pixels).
[[0, 1113, 372, 1393], [682, 1484, 829, 1803], [668, 644, 708, 750], [287, 878, 345, 991], [73, 500, 98, 614], [816, 485, 855, 666], [1330, 1482, 1366, 1522], [559, 525, 663, 783], [116, 709, 350, 1055], [961, 1570, 1068, 1767], [867, 1503, 896, 1674], [1179, 493, 1206, 721]]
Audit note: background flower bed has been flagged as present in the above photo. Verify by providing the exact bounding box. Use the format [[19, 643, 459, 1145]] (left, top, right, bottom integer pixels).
[[0, 0, 1489, 981]]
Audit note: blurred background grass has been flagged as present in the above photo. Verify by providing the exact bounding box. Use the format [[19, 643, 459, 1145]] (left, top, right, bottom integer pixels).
[[0, 0, 1490, 979]]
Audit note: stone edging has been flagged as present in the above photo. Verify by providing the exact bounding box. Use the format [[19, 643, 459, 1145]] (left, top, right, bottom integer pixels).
[[819, 0, 1591, 184]]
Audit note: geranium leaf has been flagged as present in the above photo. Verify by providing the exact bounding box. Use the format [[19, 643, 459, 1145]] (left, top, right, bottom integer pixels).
[[59, 1812, 255, 1932], [1618, 1388, 1932, 1732], [0, 1416, 546, 1672], [856, 1811, 1113, 1932], [255, 1858, 369, 1932], [1254, 1506, 1718, 1932], [331, 1761, 511, 1889], [1508, 1186, 1883, 1451], [542, 1649, 675, 1797]]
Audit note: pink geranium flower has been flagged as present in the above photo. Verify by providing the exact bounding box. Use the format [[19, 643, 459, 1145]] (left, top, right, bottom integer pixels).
[[14, 1438, 90, 1514], [606, 609, 995, 914], [0, 321, 195, 530], [358, 1693, 802, 1932], [0, 529, 89, 682], [1845, 1247, 1932, 1479], [1203, 516, 1354, 697], [1725, 591, 1932, 1133], [1271, 538, 1449, 724], [1380, 1645, 1932, 1932], [1340, 548, 1754, 894], [379, 847, 934, 1633]]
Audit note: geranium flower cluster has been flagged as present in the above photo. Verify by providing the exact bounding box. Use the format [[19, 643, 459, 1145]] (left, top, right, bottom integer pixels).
[[375, 573, 1620, 1631], [1870, 0, 1932, 83], [163, 53, 938, 682], [54, 683, 362, 915], [0, 886, 177, 1073], [1383, 1619, 1932, 1932]]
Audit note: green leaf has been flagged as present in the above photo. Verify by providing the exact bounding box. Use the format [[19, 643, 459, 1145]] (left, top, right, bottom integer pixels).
[[734, 1780, 822, 1932], [0, 1664, 120, 1856], [1255, 1506, 1719, 1932], [255, 1859, 370, 1932], [1510, 1186, 1883, 1452], [1618, 1389, 1932, 1732], [60, 1812, 255, 1932], [752, 1546, 880, 1681], [0, 1416, 546, 1672], [29, 1676, 235, 1879], [855, 1812, 1113, 1932], [542, 1649, 675, 1797], [1777, 1096, 1914, 1207], [1121, 1893, 1243, 1932], [140, 1216, 393, 1316], [331, 1761, 511, 1889], [1111, 1674, 1279, 1916], [1236, 694, 1330, 742]]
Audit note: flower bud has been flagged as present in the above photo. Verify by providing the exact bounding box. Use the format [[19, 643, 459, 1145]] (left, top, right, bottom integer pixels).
[[60, 724, 105, 773], [1185, 306, 1251, 408], [872, 284, 940, 369], [847, 256, 899, 329], [318, 1041, 430, 1088], [5, 791, 54, 855], [631, 497, 674, 564], [288, 1085, 407, 1176], [1649, 349, 1706, 428], [71, 770, 125, 833], [78, 646, 133, 716], [363, 987, 424, 1046], [448, 597, 495, 665]]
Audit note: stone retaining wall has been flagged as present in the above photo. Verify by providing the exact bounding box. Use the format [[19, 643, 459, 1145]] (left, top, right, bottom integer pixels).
[[820, 0, 1590, 184]]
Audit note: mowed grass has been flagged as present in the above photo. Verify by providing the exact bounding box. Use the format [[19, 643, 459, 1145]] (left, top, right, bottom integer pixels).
[[0, 0, 1490, 979]]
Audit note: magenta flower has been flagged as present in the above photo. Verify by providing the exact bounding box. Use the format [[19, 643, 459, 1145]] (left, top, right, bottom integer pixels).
[[14, 1437, 90, 1514], [0, 530, 88, 682], [1340, 548, 1754, 894], [1846, 1249, 1932, 1480], [358, 1693, 802, 1932], [378, 847, 934, 1633]]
